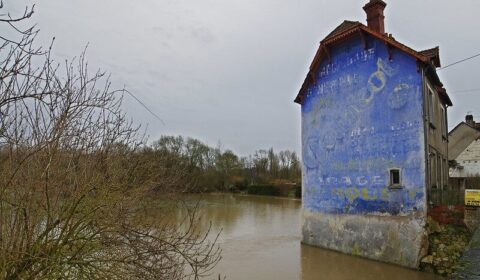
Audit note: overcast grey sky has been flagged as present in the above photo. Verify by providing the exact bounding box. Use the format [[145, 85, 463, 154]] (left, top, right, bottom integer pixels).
[[8, 0, 480, 155]]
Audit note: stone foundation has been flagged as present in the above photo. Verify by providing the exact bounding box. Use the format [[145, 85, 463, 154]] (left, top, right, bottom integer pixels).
[[464, 207, 480, 231], [302, 210, 429, 268]]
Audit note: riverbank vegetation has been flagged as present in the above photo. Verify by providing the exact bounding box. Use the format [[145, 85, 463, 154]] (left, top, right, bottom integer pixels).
[[0, 4, 220, 279], [149, 135, 302, 196]]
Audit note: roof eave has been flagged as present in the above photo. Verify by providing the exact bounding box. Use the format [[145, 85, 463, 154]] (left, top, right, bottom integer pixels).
[[294, 24, 364, 104], [425, 63, 453, 107]]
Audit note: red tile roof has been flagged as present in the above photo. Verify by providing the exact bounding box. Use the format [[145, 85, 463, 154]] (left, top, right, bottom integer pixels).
[[294, 21, 451, 106]]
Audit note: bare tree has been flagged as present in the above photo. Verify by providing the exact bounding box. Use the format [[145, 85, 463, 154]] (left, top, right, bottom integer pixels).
[[0, 3, 220, 279]]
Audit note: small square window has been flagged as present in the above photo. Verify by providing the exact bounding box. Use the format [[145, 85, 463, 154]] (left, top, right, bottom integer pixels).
[[389, 169, 401, 188]]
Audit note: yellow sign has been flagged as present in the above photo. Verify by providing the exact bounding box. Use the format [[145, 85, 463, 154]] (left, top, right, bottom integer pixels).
[[465, 189, 480, 207]]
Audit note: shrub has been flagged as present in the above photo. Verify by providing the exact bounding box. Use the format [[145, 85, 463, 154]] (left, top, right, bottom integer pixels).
[[247, 185, 279, 196], [295, 185, 302, 198], [234, 178, 249, 192]]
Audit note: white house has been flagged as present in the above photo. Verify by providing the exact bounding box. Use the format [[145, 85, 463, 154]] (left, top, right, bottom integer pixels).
[[449, 115, 480, 189]]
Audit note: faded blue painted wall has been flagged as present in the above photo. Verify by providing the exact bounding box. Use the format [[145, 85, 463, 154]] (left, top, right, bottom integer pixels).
[[302, 35, 426, 216]]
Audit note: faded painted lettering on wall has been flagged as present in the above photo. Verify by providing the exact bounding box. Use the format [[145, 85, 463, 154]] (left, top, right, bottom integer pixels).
[[302, 36, 425, 216]]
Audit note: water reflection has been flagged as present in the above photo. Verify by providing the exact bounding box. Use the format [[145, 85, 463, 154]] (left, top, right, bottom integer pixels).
[[152, 194, 442, 280], [301, 245, 440, 280]]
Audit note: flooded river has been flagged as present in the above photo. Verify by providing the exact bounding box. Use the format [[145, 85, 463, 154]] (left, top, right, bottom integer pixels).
[[169, 194, 442, 280]]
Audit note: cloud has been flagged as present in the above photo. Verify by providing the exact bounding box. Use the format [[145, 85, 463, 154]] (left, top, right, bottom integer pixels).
[[190, 26, 215, 44], [7, 0, 480, 155]]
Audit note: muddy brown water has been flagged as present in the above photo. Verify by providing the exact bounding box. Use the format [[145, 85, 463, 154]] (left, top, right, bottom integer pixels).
[[166, 194, 443, 280]]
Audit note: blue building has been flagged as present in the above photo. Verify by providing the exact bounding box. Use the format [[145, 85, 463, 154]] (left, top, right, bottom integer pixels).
[[295, 0, 452, 268]]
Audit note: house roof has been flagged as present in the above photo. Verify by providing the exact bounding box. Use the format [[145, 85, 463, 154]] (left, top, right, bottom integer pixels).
[[450, 121, 480, 134], [294, 21, 452, 106], [449, 122, 480, 160], [324, 20, 361, 42], [419, 47, 441, 68], [449, 122, 470, 136]]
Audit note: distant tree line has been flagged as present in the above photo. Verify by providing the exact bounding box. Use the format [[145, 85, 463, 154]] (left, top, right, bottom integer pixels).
[[143, 136, 302, 193]]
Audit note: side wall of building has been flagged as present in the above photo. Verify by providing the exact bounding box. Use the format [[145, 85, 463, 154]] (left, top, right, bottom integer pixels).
[[301, 34, 428, 268], [453, 140, 480, 177], [424, 78, 449, 195]]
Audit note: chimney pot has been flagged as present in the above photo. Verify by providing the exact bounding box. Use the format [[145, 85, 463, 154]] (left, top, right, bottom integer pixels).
[[363, 0, 387, 34], [466, 115, 475, 126]]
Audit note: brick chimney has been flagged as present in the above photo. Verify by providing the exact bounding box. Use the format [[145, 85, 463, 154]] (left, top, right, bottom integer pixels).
[[363, 0, 387, 34], [466, 115, 475, 127]]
